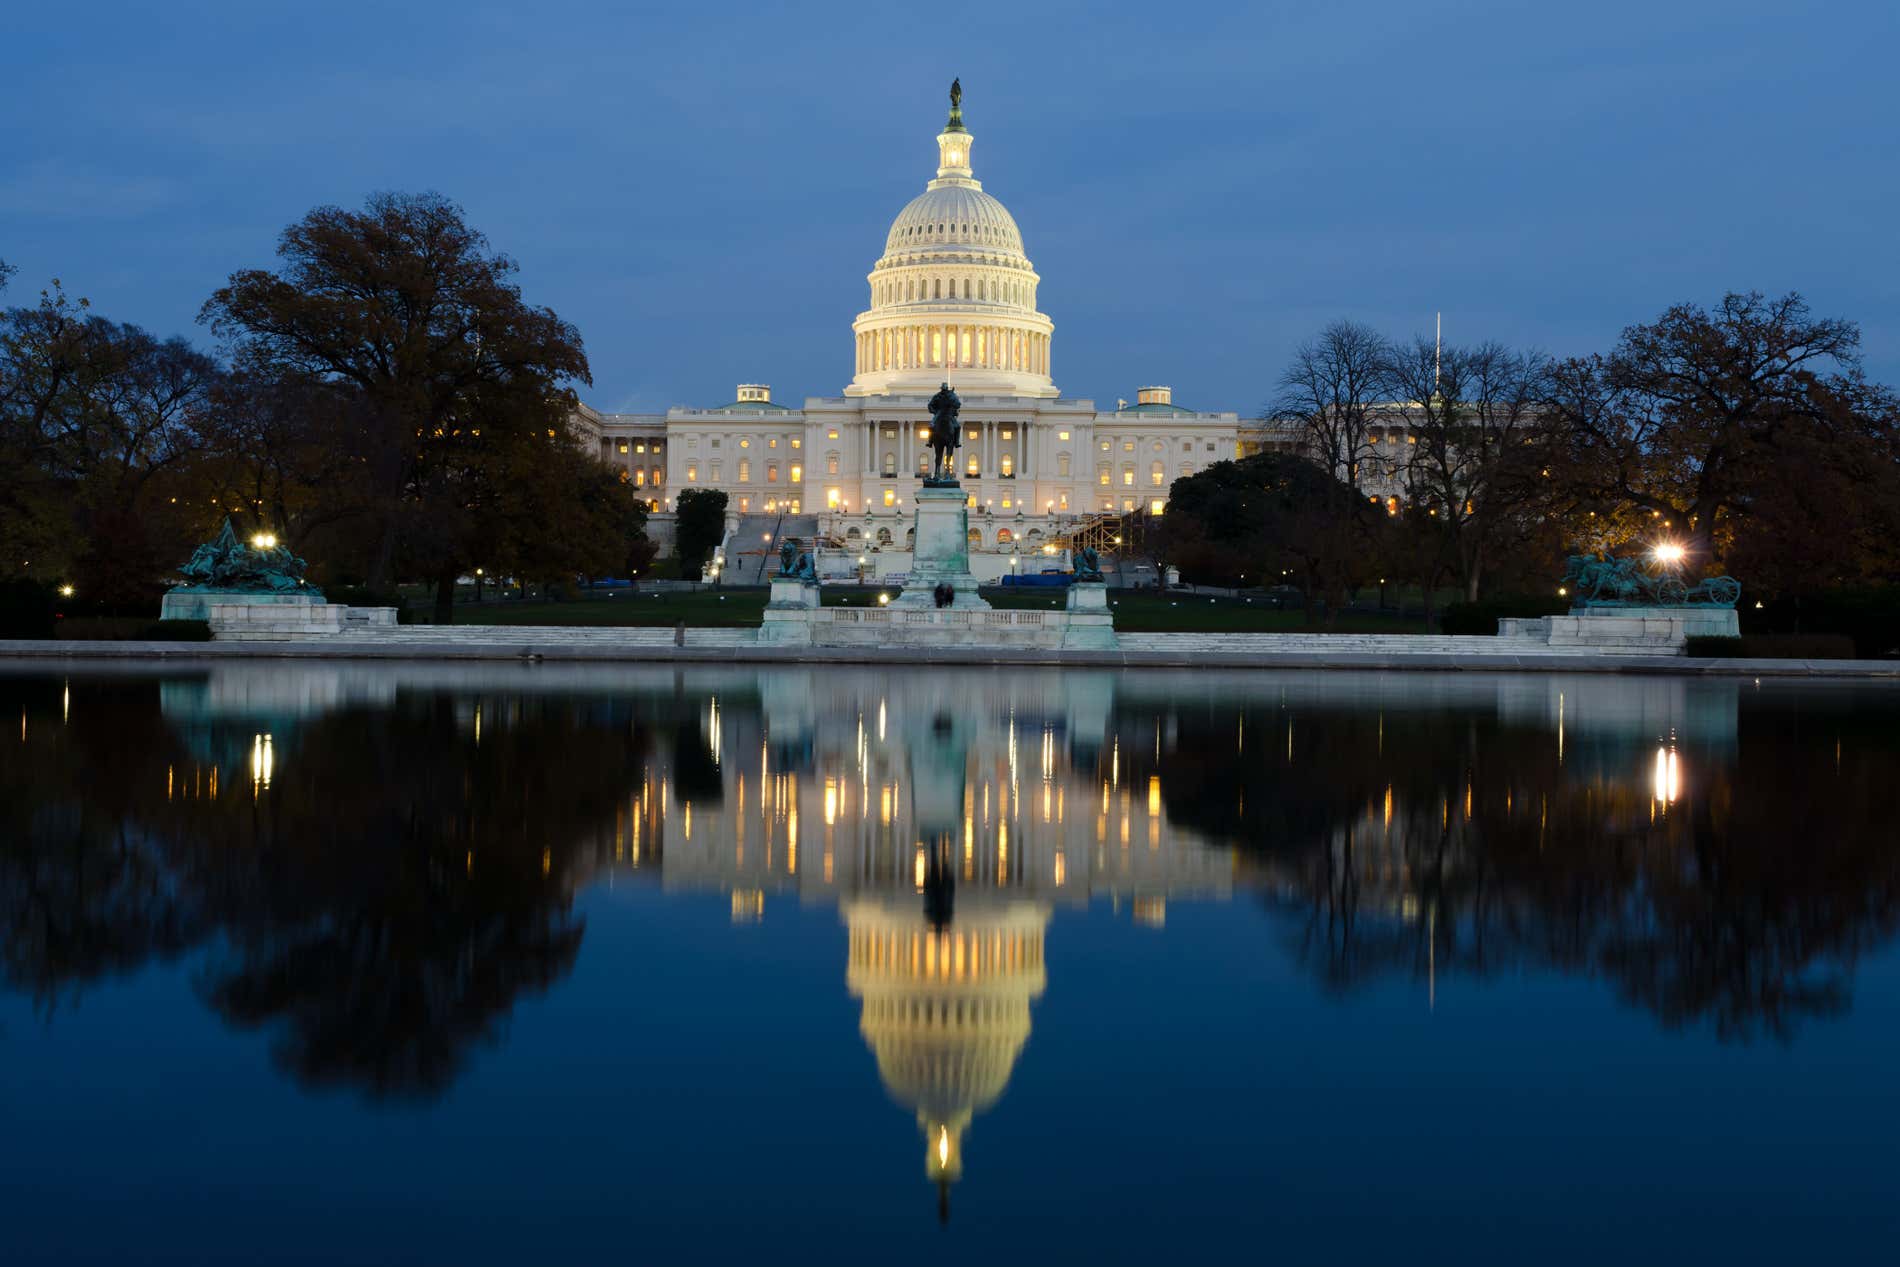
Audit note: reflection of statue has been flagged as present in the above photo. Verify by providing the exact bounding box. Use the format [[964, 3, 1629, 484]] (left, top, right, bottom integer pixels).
[[1562, 553, 1739, 608], [925, 382, 961, 484], [1071, 545, 1103, 582], [175, 518, 314, 594], [778, 537, 816, 581]]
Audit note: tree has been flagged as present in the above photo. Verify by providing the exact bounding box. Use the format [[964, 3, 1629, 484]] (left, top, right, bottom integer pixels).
[[1541, 292, 1883, 569], [200, 192, 591, 619], [673, 487, 729, 581], [1270, 320, 1393, 494], [1164, 454, 1381, 624], [1384, 335, 1547, 604], [0, 280, 220, 600]]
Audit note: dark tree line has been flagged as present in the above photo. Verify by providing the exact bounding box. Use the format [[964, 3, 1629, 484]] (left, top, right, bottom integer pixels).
[[1163, 294, 1900, 623], [2, 195, 652, 622]]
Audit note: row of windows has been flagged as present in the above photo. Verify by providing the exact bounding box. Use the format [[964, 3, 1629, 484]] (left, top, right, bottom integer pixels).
[[1096, 463, 1195, 487], [687, 434, 801, 451], [1099, 438, 1218, 453], [875, 275, 1032, 307]]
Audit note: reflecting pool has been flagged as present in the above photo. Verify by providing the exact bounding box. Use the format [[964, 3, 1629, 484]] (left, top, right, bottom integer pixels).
[[3, 663, 1899, 1264]]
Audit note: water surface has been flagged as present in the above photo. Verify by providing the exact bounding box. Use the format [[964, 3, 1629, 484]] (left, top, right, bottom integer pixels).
[[3, 663, 1897, 1264]]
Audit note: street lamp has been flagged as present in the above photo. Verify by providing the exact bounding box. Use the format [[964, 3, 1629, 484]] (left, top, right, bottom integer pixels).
[[1652, 542, 1686, 566], [58, 584, 74, 599], [251, 532, 277, 550]]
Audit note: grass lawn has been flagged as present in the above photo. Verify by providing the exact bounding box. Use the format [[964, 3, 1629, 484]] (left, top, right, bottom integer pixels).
[[445, 587, 1429, 634]]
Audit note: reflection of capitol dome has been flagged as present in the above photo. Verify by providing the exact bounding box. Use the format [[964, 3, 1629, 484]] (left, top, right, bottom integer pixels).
[[848, 91, 1058, 399], [844, 894, 1049, 1204]]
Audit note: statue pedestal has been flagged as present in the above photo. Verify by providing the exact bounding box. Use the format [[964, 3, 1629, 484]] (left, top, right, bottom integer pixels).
[[760, 576, 820, 645], [1060, 582, 1117, 650], [1500, 606, 1740, 653], [892, 485, 988, 610], [160, 588, 321, 623]]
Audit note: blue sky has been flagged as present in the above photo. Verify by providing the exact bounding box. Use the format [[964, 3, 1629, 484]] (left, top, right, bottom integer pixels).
[[4, 0, 1896, 414]]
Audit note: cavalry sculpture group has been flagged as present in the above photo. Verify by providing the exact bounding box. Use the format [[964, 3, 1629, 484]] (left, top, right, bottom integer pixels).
[[1563, 553, 1740, 608]]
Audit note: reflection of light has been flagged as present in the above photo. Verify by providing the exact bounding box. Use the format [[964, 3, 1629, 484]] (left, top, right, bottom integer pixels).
[[1054, 852, 1066, 886], [1147, 775, 1160, 817], [915, 848, 926, 889], [1652, 745, 1682, 804], [824, 779, 838, 826], [250, 733, 273, 793], [937, 1127, 950, 1167]]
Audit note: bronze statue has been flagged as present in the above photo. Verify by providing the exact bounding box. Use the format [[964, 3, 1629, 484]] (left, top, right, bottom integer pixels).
[[175, 518, 313, 593], [778, 537, 816, 581], [1071, 545, 1103, 582], [925, 382, 961, 484], [1561, 552, 1739, 608], [950, 78, 961, 112]]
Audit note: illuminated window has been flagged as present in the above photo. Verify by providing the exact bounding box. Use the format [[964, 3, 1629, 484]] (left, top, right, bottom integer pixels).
[[1150, 499, 1165, 515], [768, 437, 778, 448], [1000, 454, 1014, 477], [1099, 439, 1110, 452], [1001, 427, 1014, 440], [1057, 453, 1071, 477], [766, 464, 779, 483], [827, 452, 840, 475], [1122, 468, 1134, 486], [738, 460, 751, 482], [826, 487, 841, 508], [916, 426, 930, 440], [617, 442, 629, 454], [1122, 440, 1135, 452], [686, 464, 698, 481], [1059, 493, 1069, 510], [882, 425, 898, 439], [637, 442, 647, 453], [1097, 466, 1110, 486], [739, 497, 749, 512], [997, 528, 1013, 544], [1000, 495, 1012, 509], [1150, 463, 1164, 486], [739, 438, 750, 449], [883, 488, 896, 507], [1057, 430, 1070, 441], [827, 429, 840, 440], [966, 424, 981, 441], [791, 438, 800, 449], [635, 469, 646, 487], [790, 464, 802, 483]]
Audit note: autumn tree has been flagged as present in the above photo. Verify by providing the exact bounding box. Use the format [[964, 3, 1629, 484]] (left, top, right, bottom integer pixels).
[[0, 280, 220, 600], [1540, 292, 1887, 570], [201, 192, 591, 620]]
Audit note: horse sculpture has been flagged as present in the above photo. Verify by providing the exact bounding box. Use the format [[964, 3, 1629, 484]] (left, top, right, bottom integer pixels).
[[925, 382, 961, 484]]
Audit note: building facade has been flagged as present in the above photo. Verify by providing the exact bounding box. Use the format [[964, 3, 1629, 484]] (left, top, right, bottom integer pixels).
[[572, 93, 1270, 574]]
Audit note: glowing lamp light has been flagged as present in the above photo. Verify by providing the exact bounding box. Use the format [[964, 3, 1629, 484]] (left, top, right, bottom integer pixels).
[[1653, 542, 1686, 565], [251, 533, 278, 550], [877, 593, 891, 606], [58, 584, 75, 598]]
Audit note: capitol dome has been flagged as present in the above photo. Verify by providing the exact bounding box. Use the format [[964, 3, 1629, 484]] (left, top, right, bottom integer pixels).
[[847, 88, 1058, 399], [883, 185, 1025, 257]]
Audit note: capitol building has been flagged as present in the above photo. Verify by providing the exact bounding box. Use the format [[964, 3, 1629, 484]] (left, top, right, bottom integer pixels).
[[573, 89, 1282, 576]]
